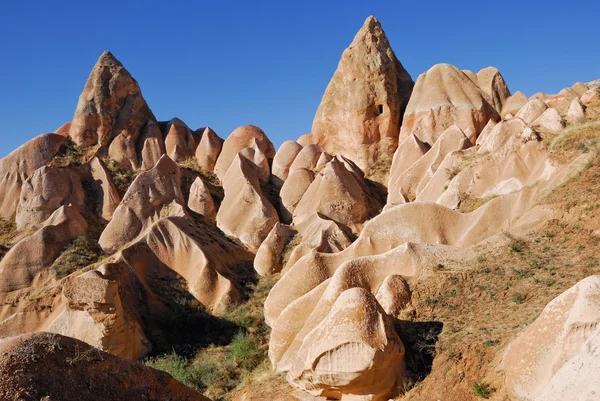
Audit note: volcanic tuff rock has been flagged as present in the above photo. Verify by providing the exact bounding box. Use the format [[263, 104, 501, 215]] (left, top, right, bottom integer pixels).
[[504, 276, 600, 401], [214, 125, 275, 180], [99, 155, 185, 253], [69, 51, 156, 169], [306, 16, 414, 182], [0, 332, 210, 401], [401, 63, 501, 145], [0, 134, 66, 220], [271, 140, 303, 188], [195, 127, 223, 172], [164, 118, 199, 162], [188, 176, 217, 222]]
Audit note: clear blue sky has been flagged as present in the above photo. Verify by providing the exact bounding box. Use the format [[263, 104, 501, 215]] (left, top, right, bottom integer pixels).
[[1, 0, 598, 157]]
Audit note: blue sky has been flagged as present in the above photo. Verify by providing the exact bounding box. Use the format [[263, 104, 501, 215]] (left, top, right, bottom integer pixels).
[[1, 0, 598, 157]]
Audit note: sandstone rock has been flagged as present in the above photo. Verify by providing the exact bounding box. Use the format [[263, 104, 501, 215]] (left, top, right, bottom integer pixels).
[[69, 51, 155, 168], [546, 88, 579, 115], [375, 275, 411, 317], [567, 97, 586, 124], [504, 275, 600, 401], [0, 206, 87, 292], [571, 82, 589, 96], [47, 263, 150, 360], [532, 108, 565, 134], [580, 88, 599, 106], [125, 215, 249, 314], [271, 140, 303, 188], [164, 118, 199, 163], [308, 16, 414, 179], [195, 127, 223, 172], [0, 134, 66, 220], [137, 121, 165, 171], [15, 166, 86, 231], [99, 155, 185, 253], [515, 98, 548, 124], [0, 332, 210, 401], [216, 154, 279, 250], [188, 177, 216, 223], [475, 66, 511, 113], [401, 63, 499, 145], [89, 157, 121, 221], [239, 140, 270, 184], [388, 125, 472, 206], [289, 144, 327, 174], [214, 125, 275, 180], [501, 91, 529, 118], [254, 223, 296, 276], [293, 158, 373, 233], [287, 288, 404, 401], [387, 134, 430, 206], [478, 118, 533, 153], [279, 168, 315, 224]]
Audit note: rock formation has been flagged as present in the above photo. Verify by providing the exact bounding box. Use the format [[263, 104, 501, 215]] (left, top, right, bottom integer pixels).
[[188, 177, 217, 222], [195, 127, 223, 172], [305, 16, 414, 182], [0, 332, 210, 401], [69, 51, 155, 169], [214, 125, 275, 180], [401, 63, 500, 145]]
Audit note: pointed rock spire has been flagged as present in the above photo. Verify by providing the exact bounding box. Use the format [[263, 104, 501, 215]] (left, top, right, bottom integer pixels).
[[69, 51, 155, 168], [307, 16, 414, 182]]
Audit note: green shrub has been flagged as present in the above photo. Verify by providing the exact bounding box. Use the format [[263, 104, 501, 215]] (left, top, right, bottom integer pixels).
[[53, 140, 83, 167], [473, 382, 494, 398], [145, 352, 202, 390], [230, 332, 261, 370], [102, 158, 137, 195]]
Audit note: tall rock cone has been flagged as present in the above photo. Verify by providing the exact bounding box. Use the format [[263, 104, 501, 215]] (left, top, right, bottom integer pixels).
[[69, 51, 155, 168], [307, 16, 414, 183]]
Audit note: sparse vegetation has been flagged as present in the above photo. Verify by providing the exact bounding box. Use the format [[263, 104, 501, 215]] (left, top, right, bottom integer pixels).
[[103, 158, 137, 195], [0, 219, 18, 260], [51, 236, 104, 278], [52, 140, 83, 167], [473, 382, 494, 398], [445, 165, 462, 180]]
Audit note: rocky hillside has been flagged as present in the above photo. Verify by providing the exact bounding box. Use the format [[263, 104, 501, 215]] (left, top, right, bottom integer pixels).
[[1, 15, 600, 401]]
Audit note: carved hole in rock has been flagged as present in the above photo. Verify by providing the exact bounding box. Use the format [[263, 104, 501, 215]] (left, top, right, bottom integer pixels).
[[377, 104, 384, 115]]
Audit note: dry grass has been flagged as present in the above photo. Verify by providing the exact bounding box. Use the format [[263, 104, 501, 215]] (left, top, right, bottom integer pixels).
[[458, 194, 498, 213], [102, 158, 138, 195], [400, 145, 600, 400], [546, 121, 600, 163], [52, 140, 83, 167], [0, 219, 18, 260], [51, 236, 104, 278]]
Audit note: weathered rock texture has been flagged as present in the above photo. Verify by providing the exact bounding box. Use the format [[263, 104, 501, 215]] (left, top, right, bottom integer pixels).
[[306, 16, 414, 182], [0, 332, 210, 401], [69, 51, 155, 169], [401, 63, 501, 145]]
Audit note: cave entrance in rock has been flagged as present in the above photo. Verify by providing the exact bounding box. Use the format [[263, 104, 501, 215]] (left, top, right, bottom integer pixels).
[[377, 104, 384, 115]]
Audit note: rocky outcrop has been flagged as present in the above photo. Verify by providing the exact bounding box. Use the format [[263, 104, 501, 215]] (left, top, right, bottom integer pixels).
[[293, 158, 375, 233], [99, 155, 185, 253], [164, 118, 198, 162], [501, 91, 529, 117], [504, 276, 600, 401], [271, 140, 303, 188], [473, 66, 512, 113], [15, 166, 86, 231], [88, 157, 121, 221], [0, 206, 87, 292], [0, 134, 66, 220], [254, 223, 296, 276], [188, 177, 216, 223], [401, 63, 500, 145], [0, 332, 210, 401], [195, 127, 223, 172], [216, 154, 279, 250], [214, 125, 275, 180], [306, 16, 414, 181], [279, 168, 315, 223], [137, 121, 166, 171], [69, 51, 155, 169], [287, 288, 404, 401]]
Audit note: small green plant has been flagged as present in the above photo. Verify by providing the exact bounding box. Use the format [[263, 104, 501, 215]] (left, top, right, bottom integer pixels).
[[473, 382, 494, 398], [512, 292, 526, 304], [145, 352, 202, 390], [103, 158, 137, 195], [483, 339, 499, 347], [53, 140, 83, 167], [52, 236, 104, 278], [477, 255, 487, 263], [230, 332, 261, 370]]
